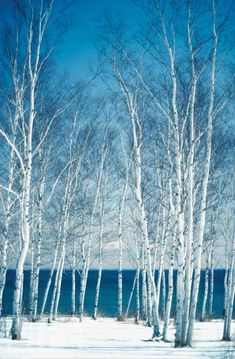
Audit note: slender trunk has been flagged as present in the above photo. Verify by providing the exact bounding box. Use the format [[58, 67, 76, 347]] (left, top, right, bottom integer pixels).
[[40, 202, 65, 320], [32, 171, 44, 321], [209, 267, 214, 319], [156, 241, 165, 317], [161, 270, 166, 320], [201, 268, 209, 321], [93, 266, 102, 320], [48, 257, 62, 323], [0, 183, 15, 316], [131, 112, 161, 338], [0, 124, 17, 317], [135, 232, 140, 324], [79, 140, 107, 322], [78, 262, 86, 321], [78, 200, 88, 321], [32, 240, 41, 321], [0, 240, 8, 317], [208, 212, 216, 320], [186, 4, 217, 346], [146, 274, 152, 327], [181, 7, 197, 344], [71, 241, 76, 316], [158, 12, 185, 345], [117, 159, 130, 320], [223, 264, 229, 317], [53, 254, 65, 320], [78, 208, 87, 321], [51, 150, 75, 321], [117, 215, 123, 320], [39, 239, 60, 319], [93, 191, 106, 320], [29, 242, 35, 318], [163, 267, 174, 341], [125, 271, 137, 319], [222, 235, 235, 341], [153, 209, 161, 273], [141, 267, 147, 321], [136, 266, 140, 324], [155, 204, 167, 317], [11, 158, 32, 339], [163, 234, 175, 341]]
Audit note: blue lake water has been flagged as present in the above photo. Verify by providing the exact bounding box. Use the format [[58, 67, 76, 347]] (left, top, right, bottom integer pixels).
[[2, 269, 232, 318]]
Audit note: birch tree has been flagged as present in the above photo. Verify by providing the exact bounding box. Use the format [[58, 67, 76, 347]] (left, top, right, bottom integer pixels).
[[0, 0, 75, 338], [221, 178, 235, 341]]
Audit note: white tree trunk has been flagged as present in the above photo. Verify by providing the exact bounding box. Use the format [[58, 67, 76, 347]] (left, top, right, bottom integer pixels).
[[209, 267, 214, 319], [186, 6, 217, 344], [71, 240, 77, 316], [93, 184, 106, 320], [136, 266, 140, 324], [141, 266, 147, 321], [182, 9, 197, 343], [48, 256, 63, 323], [11, 167, 32, 339], [163, 267, 173, 341], [0, 144, 16, 317], [79, 137, 107, 321], [117, 158, 130, 320], [125, 272, 137, 319], [222, 235, 235, 341], [53, 254, 65, 320], [201, 268, 209, 321], [146, 274, 153, 327], [161, 269, 166, 320], [163, 233, 175, 341], [29, 241, 35, 318], [223, 263, 229, 318], [39, 238, 61, 319]]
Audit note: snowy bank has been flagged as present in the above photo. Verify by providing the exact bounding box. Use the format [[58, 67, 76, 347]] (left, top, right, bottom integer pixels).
[[0, 317, 234, 359]]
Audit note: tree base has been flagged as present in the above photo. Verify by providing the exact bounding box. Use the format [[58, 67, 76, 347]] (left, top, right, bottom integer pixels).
[[117, 316, 126, 322], [222, 336, 232, 342], [151, 335, 163, 342], [152, 327, 162, 341], [163, 337, 171, 343], [174, 340, 192, 348], [11, 317, 22, 340]]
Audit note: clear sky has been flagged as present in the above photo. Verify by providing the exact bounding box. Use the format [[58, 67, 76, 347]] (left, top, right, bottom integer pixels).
[[54, 0, 143, 80]]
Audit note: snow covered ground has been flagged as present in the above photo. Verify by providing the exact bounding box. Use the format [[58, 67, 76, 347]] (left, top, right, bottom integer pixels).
[[0, 317, 234, 359]]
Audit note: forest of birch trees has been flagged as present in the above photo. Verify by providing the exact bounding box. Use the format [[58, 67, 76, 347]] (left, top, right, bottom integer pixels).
[[0, 0, 234, 347]]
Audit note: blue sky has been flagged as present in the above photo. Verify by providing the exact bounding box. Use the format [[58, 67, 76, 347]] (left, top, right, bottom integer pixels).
[[54, 0, 143, 79], [1, 0, 234, 82], [0, 0, 142, 80]]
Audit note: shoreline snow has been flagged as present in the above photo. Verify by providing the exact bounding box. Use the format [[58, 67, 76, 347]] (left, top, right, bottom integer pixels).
[[0, 317, 234, 359]]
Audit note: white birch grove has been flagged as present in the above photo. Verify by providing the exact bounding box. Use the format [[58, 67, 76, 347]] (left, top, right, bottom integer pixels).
[[0, 0, 234, 349], [0, 0, 57, 339], [98, 0, 234, 347], [113, 64, 161, 338], [78, 130, 109, 321], [0, 0, 78, 337]]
